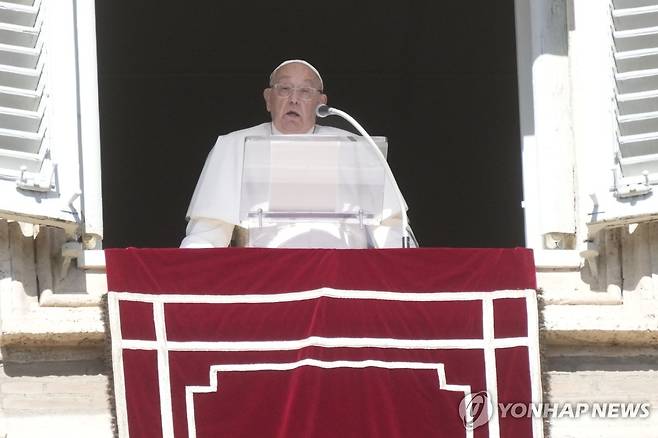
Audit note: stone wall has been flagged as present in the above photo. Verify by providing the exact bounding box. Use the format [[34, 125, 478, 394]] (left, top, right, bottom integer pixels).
[[0, 220, 108, 437], [1, 347, 111, 438], [1, 219, 658, 437]]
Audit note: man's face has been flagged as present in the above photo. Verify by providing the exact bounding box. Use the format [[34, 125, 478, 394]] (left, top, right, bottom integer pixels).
[[264, 63, 327, 134]]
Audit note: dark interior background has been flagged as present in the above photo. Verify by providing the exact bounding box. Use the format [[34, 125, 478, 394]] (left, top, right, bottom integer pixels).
[[95, 0, 524, 248]]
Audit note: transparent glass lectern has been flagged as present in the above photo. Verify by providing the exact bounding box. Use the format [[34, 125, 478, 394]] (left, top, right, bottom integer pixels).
[[239, 135, 392, 248]]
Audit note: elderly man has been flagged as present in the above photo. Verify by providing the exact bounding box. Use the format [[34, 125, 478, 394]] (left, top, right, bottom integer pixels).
[[181, 59, 411, 248]]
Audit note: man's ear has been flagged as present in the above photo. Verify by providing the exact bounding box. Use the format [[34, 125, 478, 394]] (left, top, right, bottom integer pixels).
[[320, 93, 328, 105], [263, 88, 272, 112]]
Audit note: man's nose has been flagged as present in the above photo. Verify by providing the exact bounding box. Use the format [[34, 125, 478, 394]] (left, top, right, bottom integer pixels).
[[288, 89, 301, 103]]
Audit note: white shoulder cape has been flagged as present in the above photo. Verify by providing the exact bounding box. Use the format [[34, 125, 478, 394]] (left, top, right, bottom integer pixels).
[[186, 122, 407, 225]]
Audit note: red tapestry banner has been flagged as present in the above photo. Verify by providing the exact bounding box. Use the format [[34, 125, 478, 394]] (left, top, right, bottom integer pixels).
[[106, 248, 541, 438]]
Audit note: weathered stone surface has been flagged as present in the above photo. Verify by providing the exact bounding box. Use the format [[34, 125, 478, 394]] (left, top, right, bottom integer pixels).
[[0, 351, 111, 437], [3, 414, 113, 438], [540, 346, 658, 437], [0, 381, 44, 395], [1, 220, 107, 348], [542, 302, 658, 346]]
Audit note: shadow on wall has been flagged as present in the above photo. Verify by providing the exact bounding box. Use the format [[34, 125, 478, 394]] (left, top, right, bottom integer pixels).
[[1, 347, 107, 377], [581, 221, 658, 293]]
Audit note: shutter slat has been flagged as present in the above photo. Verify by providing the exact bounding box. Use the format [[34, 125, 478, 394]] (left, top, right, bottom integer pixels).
[[0, 106, 42, 131], [619, 152, 658, 175], [0, 142, 44, 174], [0, 23, 38, 48], [618, 94, 658, 114], [1, 1, 34, 5], [0, 124, 43, 153], [614, 4, 658, 16], [615, 25, 658, 40], [615, 10, 658, 32], [619, 136, 658, 157], [619, 110, 658, 136], [616, 49, 658, 72], [0, 64, 41, 94], [614, 0, 658, 9], [616, 70, 658, 94], [0, 2, 38, 28], [0, 84, 41, 111], [0, 42, 40, 68]]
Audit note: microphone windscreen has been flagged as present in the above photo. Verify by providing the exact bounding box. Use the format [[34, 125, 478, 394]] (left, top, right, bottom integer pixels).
[[316, 104, 331, 118]]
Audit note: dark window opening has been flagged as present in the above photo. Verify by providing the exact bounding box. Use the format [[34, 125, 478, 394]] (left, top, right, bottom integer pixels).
[[95, 0, 524, 248]]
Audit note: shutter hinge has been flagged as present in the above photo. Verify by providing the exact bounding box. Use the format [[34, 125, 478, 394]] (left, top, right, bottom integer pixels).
[[613, 168, 652, 199], [16, 159, 55, 192]]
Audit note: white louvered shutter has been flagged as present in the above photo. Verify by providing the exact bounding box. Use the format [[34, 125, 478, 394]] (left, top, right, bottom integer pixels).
[[583, 0, 658, 229], [0, 0, 101, 239], [612, 0, 658, 197], [0, 0, 50, 187]]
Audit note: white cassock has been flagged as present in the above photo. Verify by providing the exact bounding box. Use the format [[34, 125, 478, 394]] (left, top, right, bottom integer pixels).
[[181, 122, 413, 248]]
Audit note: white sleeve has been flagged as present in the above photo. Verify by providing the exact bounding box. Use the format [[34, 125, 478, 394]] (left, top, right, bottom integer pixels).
[[370, 214, 417, 248], [180, 218, 235, 248], [370, 219, 403, 248]]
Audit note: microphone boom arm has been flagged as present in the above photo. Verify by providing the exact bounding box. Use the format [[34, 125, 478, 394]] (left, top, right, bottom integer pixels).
[[316, 105, 411, 248]]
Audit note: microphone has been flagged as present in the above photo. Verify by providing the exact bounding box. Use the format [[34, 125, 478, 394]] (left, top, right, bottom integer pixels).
[[314, 104, 412, 248], [316, 104, 332, 118]]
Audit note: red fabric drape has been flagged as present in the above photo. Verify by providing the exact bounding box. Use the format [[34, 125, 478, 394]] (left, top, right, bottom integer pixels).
[[107, 248, 538, 438], [106, 247, 536, 294]]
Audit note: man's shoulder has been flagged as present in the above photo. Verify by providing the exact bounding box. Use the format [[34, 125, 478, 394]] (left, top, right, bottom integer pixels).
[[220, 123, 270, 140]]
